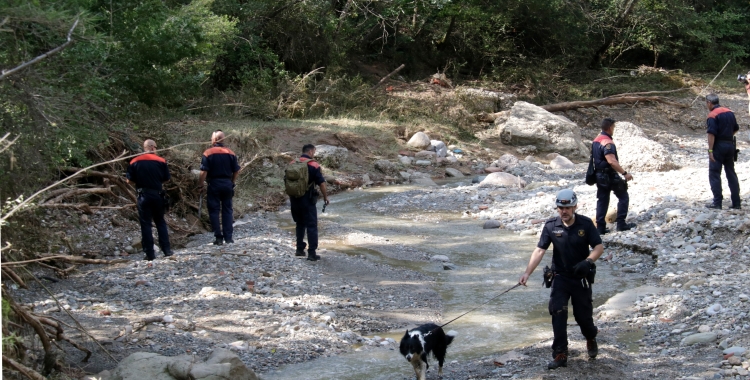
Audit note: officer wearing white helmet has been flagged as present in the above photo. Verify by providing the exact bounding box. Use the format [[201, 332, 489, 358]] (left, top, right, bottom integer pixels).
[[519, 189, 604, 370]]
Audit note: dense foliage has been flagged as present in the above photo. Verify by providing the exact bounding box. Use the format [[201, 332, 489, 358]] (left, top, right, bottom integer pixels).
[[1, 0, 749, 195]]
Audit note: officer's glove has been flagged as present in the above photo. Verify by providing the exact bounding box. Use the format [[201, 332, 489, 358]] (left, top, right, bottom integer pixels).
[[572, 259, 592, 278]]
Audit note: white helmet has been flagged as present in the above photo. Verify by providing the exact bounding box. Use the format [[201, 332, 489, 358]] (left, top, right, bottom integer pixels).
[[555, 189, 578, 207]]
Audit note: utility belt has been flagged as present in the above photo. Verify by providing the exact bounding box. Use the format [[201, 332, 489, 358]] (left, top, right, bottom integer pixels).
[[542, 263, 596, 288], [716, 136, 739, 161], [716, 136, 735, 142]]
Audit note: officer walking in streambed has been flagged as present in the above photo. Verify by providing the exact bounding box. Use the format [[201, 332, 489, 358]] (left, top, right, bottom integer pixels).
[[519, 189, 603, 370]]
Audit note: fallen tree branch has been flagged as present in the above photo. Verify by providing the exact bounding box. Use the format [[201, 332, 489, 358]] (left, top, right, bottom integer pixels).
[[0, 132, 21, 154], [372, 63, 406, 89], [541, 95, 686, 113], [2, 255, 128, 266], [46, 186, 114, 204], [37, 316, 92, 362], [3, 289, 58, 374], [2, 355, 46, 380], [60, 167, 137, 203], [2, 267, 27, 288], [0, 18, 79, 80]]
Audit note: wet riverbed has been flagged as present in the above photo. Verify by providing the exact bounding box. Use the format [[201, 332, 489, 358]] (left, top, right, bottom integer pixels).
[[264, 182, 644, 379]]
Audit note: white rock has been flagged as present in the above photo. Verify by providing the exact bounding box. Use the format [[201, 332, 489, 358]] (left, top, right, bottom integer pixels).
[[399, 156, 413, 165], [549, 155, 575, 170], [430, 140, 448, 158], [480, 172, 526, 188], [494, 154, 519, 171], [706, 303, 723, 316], [229, 340, 248, 351], [407, 132, 431, 149], [162, 315, 174, 323], [666, 209, 683, 221], [681, 332, 718, 346], [313, 145, 349, 169], [723, 346, 747, 356], [698, 325, 711, 333], [415, 160, 432, 166], [430, 255, 450, 262], [613, 121, 679, 172], [739, 294, 748, 302]]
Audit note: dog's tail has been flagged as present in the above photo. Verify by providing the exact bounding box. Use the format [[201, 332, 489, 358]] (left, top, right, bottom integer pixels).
[[445, 330, 458, 346]]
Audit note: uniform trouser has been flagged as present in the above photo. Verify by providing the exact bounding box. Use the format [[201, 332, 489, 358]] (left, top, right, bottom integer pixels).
[[549, 275, 597, 355], [207, 180, 234, 241], [290, 194, 318, 255], [595, 173, 629, 230], [709, 142, 740, 207], [137, 193, 170, 259]]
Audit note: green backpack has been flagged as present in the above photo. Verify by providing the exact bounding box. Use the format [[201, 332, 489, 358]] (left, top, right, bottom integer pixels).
[[284, 158, 313, 197]]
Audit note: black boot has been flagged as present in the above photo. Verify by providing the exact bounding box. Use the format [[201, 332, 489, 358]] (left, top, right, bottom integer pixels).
[[295, 249, 306, 256], [213, 237, 223, 246], [547, 352, 568, 369], [587, 338, 598, 359], [706, 202, 722, 209], [307, 250, 321, 261], [616, 222, 636, 232]]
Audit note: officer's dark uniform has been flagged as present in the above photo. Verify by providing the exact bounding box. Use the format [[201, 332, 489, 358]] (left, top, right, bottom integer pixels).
[[707, 106, 740, 208], [538, 214, 602, 356], [290, 154, 325, 257], [593, 132, 629, 231], [127, 153, 171, 260], [201, 143, 240, 243]]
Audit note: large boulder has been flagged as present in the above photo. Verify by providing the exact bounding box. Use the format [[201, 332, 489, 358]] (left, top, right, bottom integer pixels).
[[407, 132, 431, 149], [479, 172, 526, 188], [498, 102, 588, 157], [612, 122, 679, 172], [314, 145, 349, 169], [91, 349, 258, 380]]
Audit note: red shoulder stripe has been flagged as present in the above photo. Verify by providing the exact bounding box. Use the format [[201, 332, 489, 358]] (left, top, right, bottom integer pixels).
[[593, 135, 613, 145], [307, 161, 320, 169], [203, 147, 236, 157], [708, 107, 732, 119], [130, 153, 166, 164]]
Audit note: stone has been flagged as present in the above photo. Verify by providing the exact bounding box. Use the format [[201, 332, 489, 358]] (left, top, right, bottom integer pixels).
[[407, 132, 431, 149], [445, 156, 458, 164], [493, 350, 529, 366], [666, 209, 683, 221], [415, 150, 437, 160], [613, 122, 679, 172], [94, 349, 259, 380], [443, 263, 457, 270], [162, 315, 174, 323], [399, 156, 413, 165], [498, 101, 589, 157], [549, 155, 575, 169], [706, 303, 722, 316], [471, 176, 487, 184], [411, 177, 437, 187], [480, 172, 526, 188], [739, 294, 748, 302], [681, 332, 718, 346], [456, 88, 513, 113], [728, 356, 742, 366], [483, 220, 502, 229], [494, 154, 519, 171], [373, 160, 399, 176], [313, 145, 349, 169], [445, 168, 465, 178], [698, 325, 711, 333], [545, 153, 559, 160], [415, 160, 432, 167], [229, 340, 248, 351], [430, 140, 448, 157], [605, 208, 617, 224], [430, 255, 450, 262]]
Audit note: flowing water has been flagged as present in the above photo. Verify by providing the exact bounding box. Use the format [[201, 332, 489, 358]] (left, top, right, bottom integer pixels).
[[264, 181, 641, 379]]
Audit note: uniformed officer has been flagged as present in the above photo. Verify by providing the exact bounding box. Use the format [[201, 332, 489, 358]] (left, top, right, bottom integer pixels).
[[705, 94, 741, 209], [126, 139, 172, 261], [290, 144, 329, 261], [593, 118, 635, 234], [519, 189, 604, 370], [198, 130, 241, 245]]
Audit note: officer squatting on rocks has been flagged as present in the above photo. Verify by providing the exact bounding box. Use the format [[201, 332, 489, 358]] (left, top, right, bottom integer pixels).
[[705, 93, 741, 210], [593, 118, 636, 234], [287, 144, 329, 262], [518, 189, 603, 370], [198, 130, 241, 245], [126, 139, 173, 261]]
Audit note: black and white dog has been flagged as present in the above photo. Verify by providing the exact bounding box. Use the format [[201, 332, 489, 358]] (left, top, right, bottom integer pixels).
[[399, 323, 457, 380]]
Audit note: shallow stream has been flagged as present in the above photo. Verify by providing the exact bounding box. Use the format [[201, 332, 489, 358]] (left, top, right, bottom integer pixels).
[[265, 181, 642, 379]]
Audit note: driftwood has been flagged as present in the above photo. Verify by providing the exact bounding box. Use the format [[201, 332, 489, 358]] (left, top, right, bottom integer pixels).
[[2, 267, 27, 288], [2, 255, 128, 266], [542, 94, 687, 113], [61, 167, 137, 203], [372, 64, 405, 89], [46, 186, 115, 204], [2, 355, 46, 380]]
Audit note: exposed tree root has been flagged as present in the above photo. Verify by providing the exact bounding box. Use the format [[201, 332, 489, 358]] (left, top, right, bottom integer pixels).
[[2, 355, 46, 380]]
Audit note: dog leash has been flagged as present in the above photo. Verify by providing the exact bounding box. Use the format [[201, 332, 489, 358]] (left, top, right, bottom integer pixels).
[[425, 282, 522, 337]]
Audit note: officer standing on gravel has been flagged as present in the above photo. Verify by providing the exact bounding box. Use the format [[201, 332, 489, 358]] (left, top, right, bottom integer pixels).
[[519, 189, 603, 370], [290, 144, 329, 261], [126, 139, 173, 261], [593, 118, 635, 234], [198, 130, 240, 245], [705, 94, 741, 209]]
